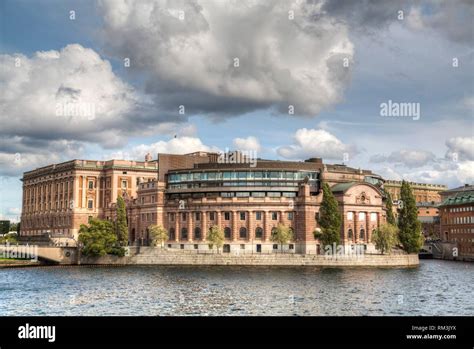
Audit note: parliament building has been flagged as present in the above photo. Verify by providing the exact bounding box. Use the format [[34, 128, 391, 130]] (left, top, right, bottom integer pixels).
[[20, 152, 389, 254]]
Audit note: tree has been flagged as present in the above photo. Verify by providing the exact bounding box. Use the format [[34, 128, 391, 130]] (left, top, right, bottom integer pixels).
[[115, 196, 128, 246], [0, 220, 10, 235], [78, 218, 125, 257], [207, 225, 224, 253], [398, 181, 424, 253], [149, 225, 168, 248], [270, 223, 294, 253], [385, 191, 396, 226], [314, 182, 342, 247], [371, 223, 399, 254]]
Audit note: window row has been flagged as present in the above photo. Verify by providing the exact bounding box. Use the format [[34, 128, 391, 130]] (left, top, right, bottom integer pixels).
[[168, 171, 318, 183], [168, 226, 293, 240], [168, 211, 294, 222]]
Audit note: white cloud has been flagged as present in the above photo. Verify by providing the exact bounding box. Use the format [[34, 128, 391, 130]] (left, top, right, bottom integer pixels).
[[370, 149, 437, 168], [108, 136, 220, 160], [232, 136, 261, 152], [277, 128, 356, 160], [98, 0, 354, 117], [0, 44, 150, 147], [445, 136, 474, 161]]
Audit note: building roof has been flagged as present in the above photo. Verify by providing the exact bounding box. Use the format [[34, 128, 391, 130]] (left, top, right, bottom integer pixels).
[[442, 184, 474, 194], [439, 190, 474, 206], [330, 182, 357, 193]]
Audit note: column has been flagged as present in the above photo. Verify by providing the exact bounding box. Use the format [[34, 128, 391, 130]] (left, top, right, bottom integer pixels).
[[174, 213, 179, 242], [187, 212, 193, 242], [264, 211, 270, 242], [354, 211, 359, 244], [217, 211, 222, 231], [202, 211, 207, 241], [248, 210, 254, 242], [95, 177, 99, 212], [82, 177, 86, 209], [232, 211, 238, 241]]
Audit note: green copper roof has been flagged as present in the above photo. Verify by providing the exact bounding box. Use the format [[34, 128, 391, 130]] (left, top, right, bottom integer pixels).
[[439, 190, 474, 206], [330, 182, 358, 193]]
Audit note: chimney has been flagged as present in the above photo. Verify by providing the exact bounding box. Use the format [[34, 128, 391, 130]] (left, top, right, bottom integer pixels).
[[145, 153, 152, 162]]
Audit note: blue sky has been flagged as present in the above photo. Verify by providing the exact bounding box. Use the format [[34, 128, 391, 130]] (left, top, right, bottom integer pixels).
[[0, 0, 473, 221]]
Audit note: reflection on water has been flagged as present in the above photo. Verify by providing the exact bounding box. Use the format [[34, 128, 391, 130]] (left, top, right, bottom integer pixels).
[[0, 260, 472, 316]]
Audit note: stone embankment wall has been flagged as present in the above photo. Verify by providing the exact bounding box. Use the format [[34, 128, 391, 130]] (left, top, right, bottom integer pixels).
[[80, 247, 419, 267]]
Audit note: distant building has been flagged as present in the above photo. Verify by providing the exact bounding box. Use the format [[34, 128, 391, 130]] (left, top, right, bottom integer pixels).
[[439, 188, 474, 261], [417, 202, 440, 239], [384, 180, 447, 203], [440, 184, 474, 202]]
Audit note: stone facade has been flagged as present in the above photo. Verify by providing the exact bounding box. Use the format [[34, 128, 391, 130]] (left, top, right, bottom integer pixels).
[[20, 159, 158, 240], [20, 152, 390, 254], [384, 180, 447, 203]]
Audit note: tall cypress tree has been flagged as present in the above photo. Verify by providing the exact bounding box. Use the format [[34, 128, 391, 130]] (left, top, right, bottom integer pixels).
[[314, 182, 342, 247], [116, 196, 129, 246], [385, 191, 396, 226], [398, 181, 423, 253]]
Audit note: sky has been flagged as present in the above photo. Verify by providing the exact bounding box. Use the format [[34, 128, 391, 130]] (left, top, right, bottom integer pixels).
[[0, 0, 473, 222]]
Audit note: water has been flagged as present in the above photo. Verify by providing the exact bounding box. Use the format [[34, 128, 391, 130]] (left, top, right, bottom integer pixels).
[[0, 260, 472, 316]]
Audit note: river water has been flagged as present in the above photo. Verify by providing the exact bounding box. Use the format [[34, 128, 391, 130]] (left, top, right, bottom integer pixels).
[[0, 260, 472, 316]]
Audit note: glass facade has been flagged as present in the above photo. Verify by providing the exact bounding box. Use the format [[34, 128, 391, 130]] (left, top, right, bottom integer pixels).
[[168, 170, 318, 189]]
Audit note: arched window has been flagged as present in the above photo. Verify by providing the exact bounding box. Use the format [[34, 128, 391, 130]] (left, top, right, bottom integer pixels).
[[224, 227, 232, 239], [359, 229, 365, 239], [194, 227, 201, 239], [271, 227, 278, 238], [169, 228, 175, 240], [181, 227, 188, 240], [239, 227, 247, 239], [255, 227, 263, 239], [348, 229, 353, 239]]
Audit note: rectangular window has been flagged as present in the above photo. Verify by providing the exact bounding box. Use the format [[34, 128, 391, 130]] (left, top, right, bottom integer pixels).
[[270, 172, 280, 179], [224, 212, 230, 221], [267, 192, 281, 197], [272, 212, 278, 220], [182, 213, 187, 221], [252, 192, 265, 197], [87, 200, 93, 209], [209, 212, 215, 220], [256, 211, 262, 220], [88, 181, 94, 190], [347, 212, 354, 221], [370, 213, 377, 222], [236, 192, 250, 197], [273, 244, 278, 249], [221, 192, 234, 198], [240, 212, 246, 220], [240, 244, 245, 250], [195, 212, 201, 221], [287, 212, 294, 220], [121, 180, 127, 189], [170, 213, 175, 221]]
